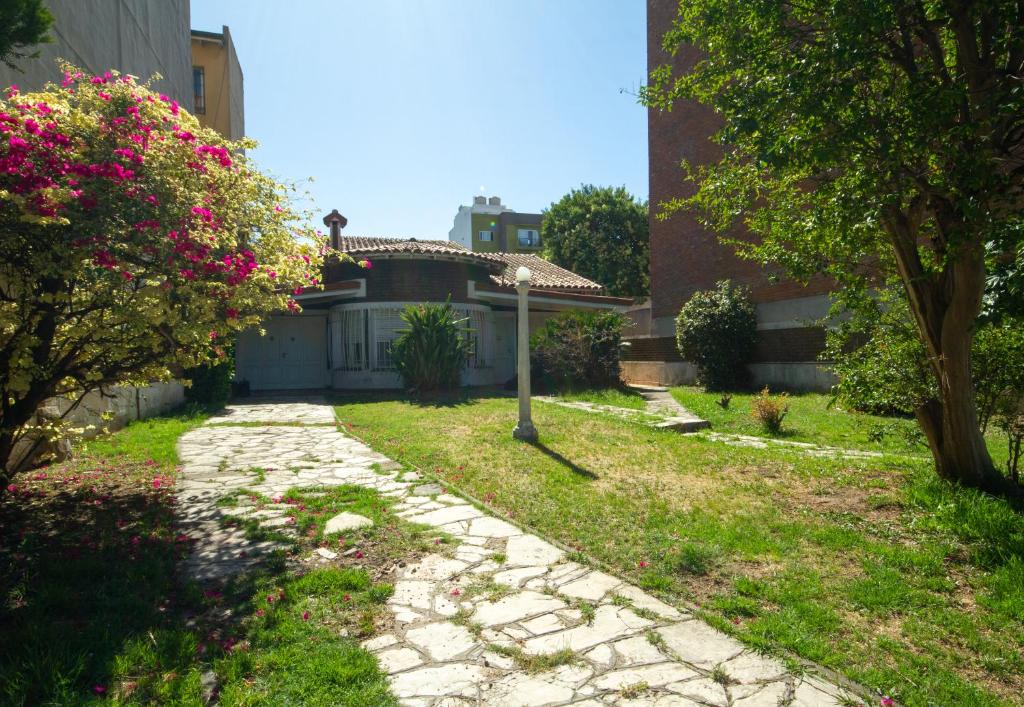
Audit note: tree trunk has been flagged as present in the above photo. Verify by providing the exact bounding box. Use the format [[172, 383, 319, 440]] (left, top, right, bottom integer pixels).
[[885, 207, 1001, 489]]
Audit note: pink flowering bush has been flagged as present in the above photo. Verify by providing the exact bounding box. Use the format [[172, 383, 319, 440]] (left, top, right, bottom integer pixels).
[[0, 66, 327, 479]]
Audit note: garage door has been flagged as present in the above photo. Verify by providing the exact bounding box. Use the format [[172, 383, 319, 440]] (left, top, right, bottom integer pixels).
[[237, 316, 328, 390]]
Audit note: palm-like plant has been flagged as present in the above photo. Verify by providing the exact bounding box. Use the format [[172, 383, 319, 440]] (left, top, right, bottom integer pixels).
[[391, 301, 469, 392]]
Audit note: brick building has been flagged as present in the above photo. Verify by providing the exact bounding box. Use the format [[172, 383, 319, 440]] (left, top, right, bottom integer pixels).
[[623, 0, 835, 391]]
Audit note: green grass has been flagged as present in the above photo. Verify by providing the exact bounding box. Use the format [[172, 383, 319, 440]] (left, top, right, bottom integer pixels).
[[672, 386, 933, 452], [82, 403, 211, 464], [556, 387, 648, 410], [215, 568, 396, 706], [673, 386, 1015, 473], [0, 411, 431, 705], [335, 394, 1024, 707]]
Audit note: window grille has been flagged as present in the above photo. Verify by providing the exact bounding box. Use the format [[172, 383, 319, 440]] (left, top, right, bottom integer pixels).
[[462, 309, 490, 369], [370, 308, 404, 371]]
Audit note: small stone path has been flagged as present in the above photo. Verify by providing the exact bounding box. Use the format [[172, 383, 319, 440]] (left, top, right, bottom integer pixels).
[[540, 390, 912, 460], [176, 399, 861, 706]]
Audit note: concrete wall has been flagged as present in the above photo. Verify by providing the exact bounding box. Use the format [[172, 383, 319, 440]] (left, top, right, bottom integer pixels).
[[39, 382, 186, 434], [10, 382, 186, 471], [0, 0, 191, 103]]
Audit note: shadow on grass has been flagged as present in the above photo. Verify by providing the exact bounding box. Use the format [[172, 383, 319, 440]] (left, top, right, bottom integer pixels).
[[527, 440, 599, 480], [0, 456, 237, 704]]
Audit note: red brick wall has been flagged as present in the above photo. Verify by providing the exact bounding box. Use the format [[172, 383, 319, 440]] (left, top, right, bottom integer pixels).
[[323, 258, 491, 305], [646, 0, 833, 320]]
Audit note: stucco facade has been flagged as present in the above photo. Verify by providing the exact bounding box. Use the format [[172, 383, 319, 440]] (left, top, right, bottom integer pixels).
[[0, 0, 191, 103], [190, 27, 244, 140]]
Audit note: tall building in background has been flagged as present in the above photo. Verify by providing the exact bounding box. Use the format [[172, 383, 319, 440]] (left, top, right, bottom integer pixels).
[[626, 0, 834, 391], [190, 27, 245, 140], [448, 196, 543, 254], [0, 0, 191, 104], [0, 2, 244, 142]]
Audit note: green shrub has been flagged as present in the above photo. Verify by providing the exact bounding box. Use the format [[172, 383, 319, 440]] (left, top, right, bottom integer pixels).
[[973, 321, 1024, 432], [675, 281, 757, 391], [391, 301, 469, 392], [184, 356, 233, 408], [974, 320, 1024, 482], [531, 310, 627, 390]]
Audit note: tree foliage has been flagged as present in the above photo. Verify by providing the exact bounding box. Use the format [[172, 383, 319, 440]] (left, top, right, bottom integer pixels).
[[675, 280, 757, 391], [391, 301, 469, 393], [0, 0, 52, 70], [644, 0, 1024, 489], [531, 310, 627, 390], [541, 185, 649, 298], [0, 66, 326, 476]]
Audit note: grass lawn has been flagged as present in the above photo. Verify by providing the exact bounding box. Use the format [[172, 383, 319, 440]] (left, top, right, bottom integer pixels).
[[0, 408, 436, 705], [670, 386, 926, 454], [335, 393, 1024, 707], [556, 387, 648, 410]]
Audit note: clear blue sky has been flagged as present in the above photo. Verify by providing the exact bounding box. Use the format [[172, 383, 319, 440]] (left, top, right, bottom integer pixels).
[[190, 1, 649, 238]]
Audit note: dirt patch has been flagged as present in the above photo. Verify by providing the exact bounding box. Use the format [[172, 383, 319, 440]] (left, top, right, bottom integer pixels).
[[782, 482, 905, 524]]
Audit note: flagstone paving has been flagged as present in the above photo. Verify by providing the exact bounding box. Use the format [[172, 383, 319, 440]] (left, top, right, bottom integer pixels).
[[176, 399, 861, 706]]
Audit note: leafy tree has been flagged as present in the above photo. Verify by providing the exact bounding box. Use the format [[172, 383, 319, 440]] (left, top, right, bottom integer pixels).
[[541, 185, 649, 298], [0, 0, 53, 70], [391, 301, 469, 392], [0, 66, 327, 480], [644, 1, 1024, 489], [675, 280, 757, 391]]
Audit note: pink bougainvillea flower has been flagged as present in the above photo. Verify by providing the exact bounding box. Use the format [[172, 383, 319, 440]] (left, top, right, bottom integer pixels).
[[256, 608, 265, 617], [302, 610, 310, 621], [638, 560, 649, 569], [92, 685, 106, 695], [153, 478, 162, 488], [6, 484, 16, 493], [450, 588, 462, 596], [343, 594, 352, 602], [354, 550, 365, 559], [881, 699, 894, 707], [359, 259, 373, 269], [266, 594, 275, 604]]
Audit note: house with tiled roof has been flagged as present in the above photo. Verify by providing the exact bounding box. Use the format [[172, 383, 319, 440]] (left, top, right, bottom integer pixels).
[[235, 210, 633, 390]]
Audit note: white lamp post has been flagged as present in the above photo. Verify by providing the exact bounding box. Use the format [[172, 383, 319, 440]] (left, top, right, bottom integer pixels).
[[512, 266, 538, 441]]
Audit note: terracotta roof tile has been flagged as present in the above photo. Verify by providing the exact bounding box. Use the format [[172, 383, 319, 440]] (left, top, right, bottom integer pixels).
[[336, 236, 603, 292], [488, 253, 602, 292]]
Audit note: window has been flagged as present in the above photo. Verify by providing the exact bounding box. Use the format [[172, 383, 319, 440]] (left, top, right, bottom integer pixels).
[[517, 228, 539, 247], [465, 309, 490, 369], [332, 305, 491, 373], [335, 309, 366, 371], [370, 308, 404, 370], [478, 230, 493, 242], [192, 66, 206, 114]]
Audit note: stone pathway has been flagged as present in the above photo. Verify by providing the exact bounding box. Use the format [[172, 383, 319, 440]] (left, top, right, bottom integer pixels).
[[176, 399, 862, 706]]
